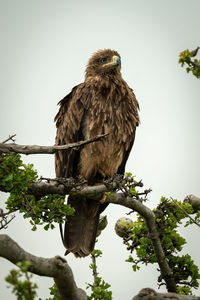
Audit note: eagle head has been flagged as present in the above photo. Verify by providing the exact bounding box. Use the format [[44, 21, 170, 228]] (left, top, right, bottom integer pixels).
[[85, 49, 121, 79]]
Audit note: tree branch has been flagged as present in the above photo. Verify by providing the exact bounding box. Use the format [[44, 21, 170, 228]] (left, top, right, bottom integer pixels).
[[0, 177, 177, 292], [171, 197, 200, 228], [91, 253, 98, 287], [108, 193, 176, 293], [132, 288, 200, 300], [1, 178, 114, 198], [0, 234, 87, 300], [0, 134, 108, 155]]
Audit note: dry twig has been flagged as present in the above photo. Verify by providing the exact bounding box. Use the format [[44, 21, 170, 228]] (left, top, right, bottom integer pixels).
[[0, 134, 109, 155], [2, 134, 16, 144]]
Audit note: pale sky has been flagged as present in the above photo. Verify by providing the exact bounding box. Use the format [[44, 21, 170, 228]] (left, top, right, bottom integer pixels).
[[0, 0, 200, 299]]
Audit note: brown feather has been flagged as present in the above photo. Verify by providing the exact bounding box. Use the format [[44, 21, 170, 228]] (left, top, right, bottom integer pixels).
[[55, 49, 139, 257]]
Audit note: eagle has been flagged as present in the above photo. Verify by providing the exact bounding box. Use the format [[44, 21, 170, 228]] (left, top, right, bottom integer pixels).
[[55, 49, 139, 257]]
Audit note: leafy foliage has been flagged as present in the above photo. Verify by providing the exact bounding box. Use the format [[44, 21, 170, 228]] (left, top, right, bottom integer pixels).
[[5, 261, 38, 300], [0, 153, 38, 193], [185, 210, 200, 227], [5, 262, 61, 300], [124, 197, 200, 294], [179, 47, 200, 78], [0, 153, 74, 230], [87, 249, 112, 300], [25, 194, 74, 231], [46, 284, 61, 300]]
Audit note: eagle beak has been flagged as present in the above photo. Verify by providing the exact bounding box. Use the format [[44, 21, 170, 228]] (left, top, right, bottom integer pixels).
[[103, 55, 121, 68], [112, 55, 121, 66]]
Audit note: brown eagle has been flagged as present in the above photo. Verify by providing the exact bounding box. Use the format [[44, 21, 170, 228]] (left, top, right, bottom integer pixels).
[[55, 49, 139, 257]]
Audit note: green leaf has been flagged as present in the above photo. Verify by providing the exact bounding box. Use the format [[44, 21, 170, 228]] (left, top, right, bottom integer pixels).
[[44, 224, 50, 231], [31, 225, 37, 231]]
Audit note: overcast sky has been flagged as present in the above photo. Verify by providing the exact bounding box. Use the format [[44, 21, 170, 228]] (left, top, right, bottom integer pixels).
[[0, 0, 200, 299]]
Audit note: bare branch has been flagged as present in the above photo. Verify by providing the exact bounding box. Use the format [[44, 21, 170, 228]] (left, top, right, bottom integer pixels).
[[0, 215, 15, 230], [0, 234, 87, 300], [0, 134, 109, 155], [0, 209, 15, 230], [190, 46, 200, 57], [190, 60, 200, 68]]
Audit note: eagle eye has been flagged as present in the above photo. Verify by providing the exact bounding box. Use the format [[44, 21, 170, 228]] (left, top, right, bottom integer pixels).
[[98, 57, 108, 64]]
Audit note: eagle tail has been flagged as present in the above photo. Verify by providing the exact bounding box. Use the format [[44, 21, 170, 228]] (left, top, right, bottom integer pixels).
[[63, 195, 100, 258]]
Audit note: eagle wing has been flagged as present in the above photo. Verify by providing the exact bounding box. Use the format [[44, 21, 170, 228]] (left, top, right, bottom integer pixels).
[[55, 83, 102, 257], [55, 83, 88, 178]]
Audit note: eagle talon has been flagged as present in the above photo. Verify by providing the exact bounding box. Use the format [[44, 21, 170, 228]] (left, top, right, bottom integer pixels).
[[100, 192, 107, 204], [64, 250, 70, 256], [99, 170, 106, 178]]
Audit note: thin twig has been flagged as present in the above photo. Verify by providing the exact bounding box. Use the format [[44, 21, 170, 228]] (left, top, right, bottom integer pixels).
[[91, 253, 98, 287], [170, 197, 200, 228], [2, 134, 16, 144], [190, 60, 200, 68], [0, 212, 15, 230]]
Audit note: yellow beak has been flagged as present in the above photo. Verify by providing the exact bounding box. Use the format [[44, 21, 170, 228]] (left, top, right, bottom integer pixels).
[[103, 55, 121, 68]]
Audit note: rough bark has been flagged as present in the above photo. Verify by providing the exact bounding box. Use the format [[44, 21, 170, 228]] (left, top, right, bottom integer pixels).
[[132, 288, 200, 300]]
